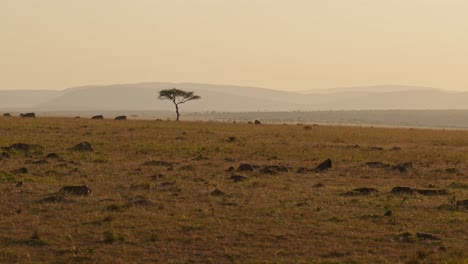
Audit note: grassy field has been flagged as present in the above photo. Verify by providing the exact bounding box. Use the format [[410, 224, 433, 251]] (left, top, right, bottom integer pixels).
[[0, 116, 467, 263]]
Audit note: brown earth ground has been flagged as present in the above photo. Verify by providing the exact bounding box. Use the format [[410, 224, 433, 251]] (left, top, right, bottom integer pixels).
[[0, 117, 467, 263]]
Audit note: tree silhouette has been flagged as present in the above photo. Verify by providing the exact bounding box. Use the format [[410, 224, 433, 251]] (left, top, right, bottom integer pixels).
[[158, 88, 201, 121]]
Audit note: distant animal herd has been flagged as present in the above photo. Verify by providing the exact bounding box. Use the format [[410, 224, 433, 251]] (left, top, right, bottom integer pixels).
[[2, 112, 127, 121], [2, 112, 263, 124]]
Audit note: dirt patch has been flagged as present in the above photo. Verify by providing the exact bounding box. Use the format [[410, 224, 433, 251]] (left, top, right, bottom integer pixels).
[[444, 168, 464, 176], [449, 182, 468, 189], [343, 187, 379, 196], [394, 232, 413, 243], [366, 161, 412, 172], [142, 160, 173, 167], [456, 200, 468, 209], [2, 143, 44, 154], [259, 165, 290, 175]]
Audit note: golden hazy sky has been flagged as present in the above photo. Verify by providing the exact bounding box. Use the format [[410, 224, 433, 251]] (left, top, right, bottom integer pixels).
[[1, 0, 468, 91]]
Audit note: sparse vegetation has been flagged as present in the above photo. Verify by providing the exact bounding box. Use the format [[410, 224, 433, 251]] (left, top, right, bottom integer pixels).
[[0, 116, 467, 263]]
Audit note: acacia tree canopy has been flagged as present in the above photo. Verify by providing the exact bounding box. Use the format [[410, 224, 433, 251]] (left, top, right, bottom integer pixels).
[[158, 88, 201, 121]]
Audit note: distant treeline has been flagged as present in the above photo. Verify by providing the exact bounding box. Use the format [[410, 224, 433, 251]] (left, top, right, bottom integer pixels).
[[188, 110, 468, 129]]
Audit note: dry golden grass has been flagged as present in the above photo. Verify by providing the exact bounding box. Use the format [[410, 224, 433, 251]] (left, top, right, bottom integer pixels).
[[0, 117, 467, 263]]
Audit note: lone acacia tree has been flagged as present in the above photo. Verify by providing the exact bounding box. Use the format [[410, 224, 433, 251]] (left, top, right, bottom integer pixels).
[[158, 88, 201, 121]]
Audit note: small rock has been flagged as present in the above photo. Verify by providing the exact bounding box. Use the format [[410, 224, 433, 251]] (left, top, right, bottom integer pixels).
[[211, 188, 225, 196], [227, 166, 235, 172], [314, 159, 332, 172], [72, 142, 94, 152], [313, 182, 325, 188], [370, 146, 384, 151], [59, 185, 92, 196], [45, 153, 61, 160], [132, 199, 152, 206], [392, 162, 413, 173], [416, 232, 440, 240], [384, 210, 393, 217], [237, 163, 254, 172], [389, 146, 401, 151], [391, 186, 414, 195], [229, 175, 247, 182], [366, 161, 390, 169], [130, 183, 150, 190], [11, 167, 28, 174], [415, 189, 449, 196]]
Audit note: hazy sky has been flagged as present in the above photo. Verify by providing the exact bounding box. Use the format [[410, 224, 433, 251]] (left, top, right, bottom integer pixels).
[[1, 0, 468, 91]]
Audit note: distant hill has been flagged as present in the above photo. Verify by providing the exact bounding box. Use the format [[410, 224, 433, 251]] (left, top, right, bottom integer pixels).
[[1, 82, 468, 112], [0, 90, 61, 109]]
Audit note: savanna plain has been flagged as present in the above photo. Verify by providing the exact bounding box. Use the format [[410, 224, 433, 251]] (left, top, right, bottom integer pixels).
[[0, 116, 467, 263]]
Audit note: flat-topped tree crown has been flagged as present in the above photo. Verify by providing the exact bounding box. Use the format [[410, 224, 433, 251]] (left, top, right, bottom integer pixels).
[[158, 88, 201, 121]]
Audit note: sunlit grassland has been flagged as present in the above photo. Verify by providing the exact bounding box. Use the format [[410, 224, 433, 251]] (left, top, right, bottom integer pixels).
[[0, 116, 467, 263]]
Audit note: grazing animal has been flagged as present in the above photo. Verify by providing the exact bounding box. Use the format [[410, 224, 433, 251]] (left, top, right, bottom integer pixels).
[[3, 113, 11, 117], [91, 115, 104, 120], [114, 115, 127, 120], [20, 113, 36, 118]]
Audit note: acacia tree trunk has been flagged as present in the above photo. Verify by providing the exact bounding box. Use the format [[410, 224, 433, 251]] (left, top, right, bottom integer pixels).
[[175, 103, 180, 121]]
